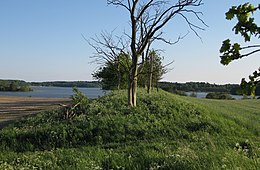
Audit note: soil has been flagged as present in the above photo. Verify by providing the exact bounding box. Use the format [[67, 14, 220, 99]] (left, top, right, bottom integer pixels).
[[0, 96, 70, 128]]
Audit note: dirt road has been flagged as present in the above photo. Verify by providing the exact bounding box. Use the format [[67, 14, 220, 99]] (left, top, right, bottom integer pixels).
[[0, 96, 70, 128]]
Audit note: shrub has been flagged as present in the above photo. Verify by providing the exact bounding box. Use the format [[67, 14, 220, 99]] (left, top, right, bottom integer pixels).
[[206, 92, 234, 100]]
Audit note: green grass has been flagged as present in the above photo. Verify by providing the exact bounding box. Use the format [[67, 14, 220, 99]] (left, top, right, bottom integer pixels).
[[0, 89, 259, 169]]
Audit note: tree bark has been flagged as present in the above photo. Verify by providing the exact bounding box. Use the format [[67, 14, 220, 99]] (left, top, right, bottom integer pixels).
[[117, 59, 121, 90], [128, 55, 139, 107], [147, 52, 154, 94], [132, 65, 138, 106], [128, 73, 133, 106]]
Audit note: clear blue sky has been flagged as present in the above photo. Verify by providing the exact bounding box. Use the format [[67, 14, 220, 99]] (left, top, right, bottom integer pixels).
[[0, 0, 259, 84]]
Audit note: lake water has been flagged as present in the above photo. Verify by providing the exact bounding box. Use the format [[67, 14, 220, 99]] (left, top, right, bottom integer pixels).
[[0, 86, 107, 99], [0, 87, 257, 100]]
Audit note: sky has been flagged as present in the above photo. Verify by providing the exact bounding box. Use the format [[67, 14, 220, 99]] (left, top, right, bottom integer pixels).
[[0, 0, 259, 84]]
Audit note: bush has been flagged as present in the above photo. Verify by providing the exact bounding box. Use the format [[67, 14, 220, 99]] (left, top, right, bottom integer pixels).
[[206, 92, 234, 100], [58, 87, 90, 119]]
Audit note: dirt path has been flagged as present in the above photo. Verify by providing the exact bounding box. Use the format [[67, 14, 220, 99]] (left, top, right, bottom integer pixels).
[[0, 96, 70, 128]]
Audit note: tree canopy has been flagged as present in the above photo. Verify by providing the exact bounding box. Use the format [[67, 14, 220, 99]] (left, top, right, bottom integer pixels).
[[0, 80, 32, 92], [93, 53, 131, 90], [93, 50, 166, 91]]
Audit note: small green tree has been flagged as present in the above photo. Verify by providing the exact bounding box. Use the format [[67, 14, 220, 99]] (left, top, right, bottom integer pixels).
[[220, 3, 260, 97], [93, 53, 131, 90], [138, 50, 166, 93], [93, 50, 166, 91]]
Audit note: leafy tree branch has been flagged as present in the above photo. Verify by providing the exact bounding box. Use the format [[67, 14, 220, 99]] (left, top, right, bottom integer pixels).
[[220, 2, 260, 96]]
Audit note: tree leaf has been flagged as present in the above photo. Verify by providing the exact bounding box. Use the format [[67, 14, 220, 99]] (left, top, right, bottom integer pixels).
[[225, 11, 234, 20]]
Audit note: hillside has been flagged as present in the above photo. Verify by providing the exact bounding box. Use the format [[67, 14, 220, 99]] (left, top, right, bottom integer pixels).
[[0, 89, 259, 169]]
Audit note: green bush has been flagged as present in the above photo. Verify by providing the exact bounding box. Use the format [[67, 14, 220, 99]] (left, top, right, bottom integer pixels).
[[206, 92, 234, 100]]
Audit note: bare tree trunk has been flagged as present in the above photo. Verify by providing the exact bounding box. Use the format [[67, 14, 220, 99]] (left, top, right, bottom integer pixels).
[[129, 56, 138, 107], [132, 66, 138, 107], [147, 52, 154, 94], [117, 60, 121, 90], [128, 73, 133, 106]]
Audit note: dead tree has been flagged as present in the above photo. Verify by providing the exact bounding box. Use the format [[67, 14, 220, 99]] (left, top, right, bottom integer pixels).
[[59, 102, 81, 119], [107, 0, 206, 106], [87, 31, 131, 90]]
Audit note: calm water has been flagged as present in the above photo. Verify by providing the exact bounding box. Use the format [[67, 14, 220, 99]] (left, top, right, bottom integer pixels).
[[0, 87, 257, 100], [0, 86, 107, 99]]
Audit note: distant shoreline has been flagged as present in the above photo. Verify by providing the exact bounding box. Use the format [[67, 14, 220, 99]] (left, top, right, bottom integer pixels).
[[0, 86, 106, 99], [30, 81, 101, 88]]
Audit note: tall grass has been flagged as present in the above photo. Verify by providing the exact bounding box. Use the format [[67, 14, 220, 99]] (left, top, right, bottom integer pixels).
[[0, 89, 259, 169]]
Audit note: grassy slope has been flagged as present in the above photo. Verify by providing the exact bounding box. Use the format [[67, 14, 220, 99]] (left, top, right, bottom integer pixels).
[[187, 97, 260, 137], [0, 89, 259, 169]]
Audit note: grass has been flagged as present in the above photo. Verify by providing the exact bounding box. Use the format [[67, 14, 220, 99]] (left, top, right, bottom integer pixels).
[[187, 97, 260, 137], [0, 89, 259, 169]]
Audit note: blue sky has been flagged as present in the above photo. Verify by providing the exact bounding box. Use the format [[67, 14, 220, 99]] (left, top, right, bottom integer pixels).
[[0, 0, 259, 84]]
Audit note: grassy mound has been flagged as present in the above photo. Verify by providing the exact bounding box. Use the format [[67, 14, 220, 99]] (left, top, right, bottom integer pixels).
[[0, 89, 259, 169]]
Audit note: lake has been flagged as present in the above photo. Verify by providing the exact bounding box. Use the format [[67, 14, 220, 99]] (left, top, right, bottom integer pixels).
[[0, 86, 107, 99], [0, 87, 257, 100]]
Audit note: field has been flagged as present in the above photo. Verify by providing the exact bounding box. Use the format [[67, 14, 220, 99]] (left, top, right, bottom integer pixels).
[[0, 89, 259, 169], [0, 96, 69, 128]]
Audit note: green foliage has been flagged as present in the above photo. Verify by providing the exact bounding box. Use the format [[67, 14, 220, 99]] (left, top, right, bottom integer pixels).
[[0, 79, 32, 92], [205, 92, 234, 100], [93, 53, 131, 90], [225, 3, 259, 42], [93, 51, 166, 91], [220, 3, 260, 96], [70, 87, 90, 115], [160, 85, 187, 96], [159, 81, 243, 95], [240, 68, 260, 97], [0, 89, 259, 169], [220, 39, 241, 65], [138, 50, 166, 88]]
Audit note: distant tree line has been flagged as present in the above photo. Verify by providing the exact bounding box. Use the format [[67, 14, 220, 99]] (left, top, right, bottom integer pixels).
[[30, 81, 101, 88], [158, 82, 260, 96], [0, 80, 32, 92]]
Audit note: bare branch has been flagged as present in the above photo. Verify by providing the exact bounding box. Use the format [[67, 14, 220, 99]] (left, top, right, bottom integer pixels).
[[107, 0, 131, 12], [240, 45, 260, 50], [240, 49, 260, 58], [239, 44, 260, 58]]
